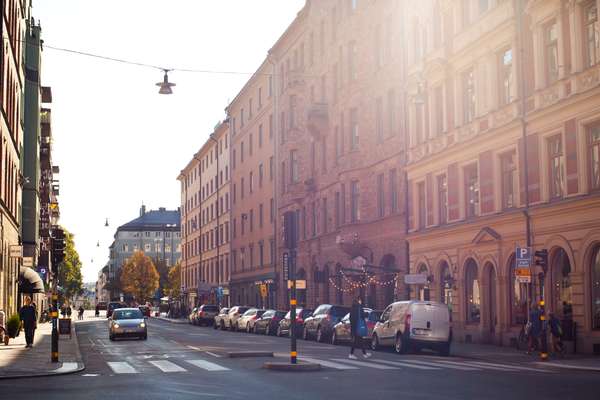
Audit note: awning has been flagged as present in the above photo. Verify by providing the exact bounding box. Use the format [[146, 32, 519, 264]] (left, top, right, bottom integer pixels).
[[19, 266, 45, 294]]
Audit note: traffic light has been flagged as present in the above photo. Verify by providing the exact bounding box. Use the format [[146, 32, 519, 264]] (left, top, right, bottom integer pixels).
[[535, 249, 548, 273], [283, 211, 298, 249], [51, 227, 65, 274]]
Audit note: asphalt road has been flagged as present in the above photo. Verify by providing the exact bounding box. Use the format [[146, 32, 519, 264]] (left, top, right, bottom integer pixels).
[[1, 314, 598, 400]]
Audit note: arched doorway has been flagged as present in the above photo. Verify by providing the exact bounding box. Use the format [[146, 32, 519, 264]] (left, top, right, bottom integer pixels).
[[335, 263, 343, 305], [465, 259, 480, 324], [508, 253, 528, 326], [439, 261, 453, 312], [483, 262, 498, 337], [380, 254, 396, 306], [417, 264, 430, 301], [550, 248, 573, 323]]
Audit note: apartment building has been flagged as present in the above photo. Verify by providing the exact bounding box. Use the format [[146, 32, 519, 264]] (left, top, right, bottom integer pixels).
[[271, 0, 408, 310], [404, 0, 600, 353], [228, 60, 278, 309]]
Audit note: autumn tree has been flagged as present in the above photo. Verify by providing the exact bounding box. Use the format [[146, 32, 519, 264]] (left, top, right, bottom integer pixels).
[[58, 228, 83, 301], [120, 251, 160, 303], [165, 262, 181, 298]]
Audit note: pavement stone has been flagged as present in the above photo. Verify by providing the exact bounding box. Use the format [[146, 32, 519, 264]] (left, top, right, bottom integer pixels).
[[0, 314, 86, 379]]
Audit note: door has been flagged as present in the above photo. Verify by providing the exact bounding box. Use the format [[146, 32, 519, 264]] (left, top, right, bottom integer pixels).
[[488, 265, 497, 338]]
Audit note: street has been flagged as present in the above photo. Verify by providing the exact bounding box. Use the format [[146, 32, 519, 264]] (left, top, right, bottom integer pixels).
[[0, 313, 597, 400]]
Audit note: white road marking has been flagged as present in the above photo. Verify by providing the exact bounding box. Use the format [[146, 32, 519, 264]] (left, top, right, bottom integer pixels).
[[54, 362, 78, 373], [107, 361, 138, 374], [185, 359, 230, 371], [81, 374, 99, 377], [205, 351, 222, 358], [332, 358, 398, 370], [462, 360, 552, 373], [148, 360, 187, 372], [400, 359, 479, 371], [371, 359, 440, 370], [298, 357, 358, 370]]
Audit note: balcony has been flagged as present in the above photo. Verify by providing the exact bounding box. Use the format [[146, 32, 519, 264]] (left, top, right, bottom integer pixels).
[[306, 102, 329, 139]]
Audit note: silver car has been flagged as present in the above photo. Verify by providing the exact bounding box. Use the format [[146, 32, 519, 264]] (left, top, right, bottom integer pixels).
[[109, 308, 148, 341]]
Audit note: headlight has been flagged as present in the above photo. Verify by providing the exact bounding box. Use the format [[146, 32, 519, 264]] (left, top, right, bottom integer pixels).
[[113, 323, 120, 328], [139, 322, 146, 328]]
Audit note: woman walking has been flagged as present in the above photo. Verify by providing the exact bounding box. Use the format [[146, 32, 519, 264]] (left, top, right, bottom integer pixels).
[[19, 296, 38, 348], [349, 297, 372, 359]]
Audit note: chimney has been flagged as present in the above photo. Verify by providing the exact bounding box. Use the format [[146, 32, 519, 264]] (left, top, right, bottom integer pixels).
[[140, 204, 146, 217]]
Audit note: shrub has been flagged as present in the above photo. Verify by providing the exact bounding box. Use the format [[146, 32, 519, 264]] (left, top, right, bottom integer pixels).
[[6, 314, 21, 338]]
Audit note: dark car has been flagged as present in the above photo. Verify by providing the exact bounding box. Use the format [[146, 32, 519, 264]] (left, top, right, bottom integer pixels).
[[331, 308, 381, 345], [213, 307, 230, 330], [277, 308, 313, 337], [303, 304, 350, 342], [139, 305, 151, 318], [107, 302, 126, 319], [194, 304, 219, 326], [254, 310, 287, 335]]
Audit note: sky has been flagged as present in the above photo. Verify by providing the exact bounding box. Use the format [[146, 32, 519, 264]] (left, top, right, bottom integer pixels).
[[32, 0, 305, 282]]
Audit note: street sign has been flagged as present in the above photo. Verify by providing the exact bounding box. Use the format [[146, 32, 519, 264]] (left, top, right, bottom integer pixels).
[[516, 246, 532, 268], [287, 280, 306, 289], [404, 274, 429, 285], [282, 252, 289, 280], [222, 288, 230, 296], [9, 245, 22, 258], [516, 275, 531, 283], [260, 284, 267, 298], [22, 257, 34, 267]]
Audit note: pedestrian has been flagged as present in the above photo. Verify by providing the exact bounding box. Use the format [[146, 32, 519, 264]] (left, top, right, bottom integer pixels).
[[19, 296, 38, 348], [548, 312, 564, 356], [66, 303, 72, 319], [349, 296, 372, 359], [527, 305, 542, 355], [78, 305, 84, 320], [95, 304, 100, 317]]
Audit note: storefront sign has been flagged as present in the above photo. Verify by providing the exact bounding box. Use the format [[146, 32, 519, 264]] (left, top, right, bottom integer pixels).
[[287, 280, 306, 289], [9, 245, 22, 258], [404, 274, 428, 285], [516, 247, 531, 268]]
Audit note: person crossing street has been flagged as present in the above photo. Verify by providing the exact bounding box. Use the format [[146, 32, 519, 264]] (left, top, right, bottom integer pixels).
[[349, 296, 372, 360]]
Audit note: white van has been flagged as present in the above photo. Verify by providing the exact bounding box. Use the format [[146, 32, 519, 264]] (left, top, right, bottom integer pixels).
[[370, 300, 452, 356]]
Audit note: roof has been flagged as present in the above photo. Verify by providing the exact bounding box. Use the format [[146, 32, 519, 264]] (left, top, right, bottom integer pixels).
[[117, 208, 180, 232]]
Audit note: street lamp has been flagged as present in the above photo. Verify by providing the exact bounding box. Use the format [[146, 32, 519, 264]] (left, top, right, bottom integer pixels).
[[156, 69, 175, 94]]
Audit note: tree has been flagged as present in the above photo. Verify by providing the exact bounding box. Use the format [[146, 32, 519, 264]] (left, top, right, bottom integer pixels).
[[120, 251, 160, 303], [154, 258, 170, 299], [58, 228, 83, 302], [165, 262, 181, 299]]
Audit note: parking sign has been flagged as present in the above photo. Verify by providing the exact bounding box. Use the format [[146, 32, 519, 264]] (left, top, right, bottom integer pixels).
[[516, 247, 531, 268]]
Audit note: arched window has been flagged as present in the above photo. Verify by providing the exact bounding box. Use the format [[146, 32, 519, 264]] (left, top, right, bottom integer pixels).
[[465, 259, 480, 323], [551, 248, 572, 321], [439, 261, 453, 311], [417, 264, 430, 301], [591, 246, 600, 329], [509, 254, 528, 325], [380, 255, 396, 306]]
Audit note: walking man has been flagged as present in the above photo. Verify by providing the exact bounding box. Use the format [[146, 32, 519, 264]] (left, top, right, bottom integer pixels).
[[349, 296, 372, 359], [19, 296, 38, 348]]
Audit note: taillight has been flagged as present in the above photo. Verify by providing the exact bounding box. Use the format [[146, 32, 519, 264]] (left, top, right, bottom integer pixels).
[[296, 317, 303, 324], [367, 321, 375, 330], [252, 315, 258, 320], [405, 314, 411, 332], [199, 312, 204, 317], [325, 314, 331, 321]]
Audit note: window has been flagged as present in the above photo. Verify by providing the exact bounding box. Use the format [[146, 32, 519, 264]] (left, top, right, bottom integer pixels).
[[415, 102, 424, 145], [232, 149, 236, 170], [280, 111, 286, 143], [269, 76, 273, 97], [311, 201, 317, 237], [544, 21, 559, 84], [302, 206, 307, 239], [499, 48, 513, 106], [591, 246, 600, 329], [585, 2, 599, 67], [331, 7, 337, 43], [269, 114, 273, 139], [240, 141, 244, 163], [433, 86, 443, 135], [289, 95, 296, 129], [387, 89, 396, 137], [270, 198, 274, 223], [462, 68, 475, 123], [259, 163, 264, 188], [376, 97, 383, 142], [281, 161, 286, 194], [389, 169, 398, 214], [335, 191, 341, 227], [241, 108, 245, 127], [464, 164, 479, 218], [501, 151, 518, 209], [269, 156, 274, 181], [548, 135, 564, 199], [259, 242, 264, 267], [341, 183, 346, 224], [290, 150, 299, 183], [250, 209, 254, 232], [258, 88, 262, 109], [249, 133, 253, 156], [348, 41, 357, 81], [259, 203, 264, 228], [590, 124, 600, 190], [241, 177, 245, 199], [144, 243, 151, 252], [417, 182, 426, 229], [437, 174, 447, 224], [465, 260, 480, 323], [249, 171, 254, 193], [377, 173, 385, 218], [350, 180, 359, 222], [350, 108, 359, 150], [321, 138, 327, 173], [259, 124, 263, 148], [322, 197, 328, 234]]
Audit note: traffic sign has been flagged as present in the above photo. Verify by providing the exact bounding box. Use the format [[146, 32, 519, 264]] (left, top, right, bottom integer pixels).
[[260, 284, 267, 298], [287, 280, 306, 289], [23, 257, 34, 267], [516, 247, 531, 268], [404, 274, 428, 285], [516, 275, 531, 283], [283, 252, 289, 280], [9, 245, 22, 258]]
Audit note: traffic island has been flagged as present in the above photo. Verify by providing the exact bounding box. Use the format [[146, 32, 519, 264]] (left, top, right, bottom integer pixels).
[[227, 351, 274, 358], [263, 361, 321, 372]]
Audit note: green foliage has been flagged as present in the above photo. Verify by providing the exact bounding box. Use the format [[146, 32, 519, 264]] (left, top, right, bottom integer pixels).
[[6, 314, 21, 337], [120, 251, 160, 303], [154, 258, 170, 298], [58, 228, 84, 302], [165, 262, 181, 299]]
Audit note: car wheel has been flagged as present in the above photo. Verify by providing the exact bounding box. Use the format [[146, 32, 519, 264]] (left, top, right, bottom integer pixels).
[[316, 327, 323, 343], [276, 326, 281, 337], [142, 334, 148, 340], [331, 331, 337, 346], [371, 334, 379, 351], [213, 321, 218, 329], [439, 341, 451, 357], [246, 323, 251, 334], [302, 326, 309, 340], [220, 321, 225, 330], [395, 333, 408, 354]]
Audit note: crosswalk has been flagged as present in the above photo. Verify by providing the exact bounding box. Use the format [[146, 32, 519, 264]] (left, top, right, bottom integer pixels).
[[102, 355, 553, 375]]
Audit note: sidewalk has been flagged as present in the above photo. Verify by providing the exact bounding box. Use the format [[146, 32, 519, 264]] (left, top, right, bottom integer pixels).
[[0, 317, 84, 379], [151, 313, 188, 324], [451, 341, 600, 372]]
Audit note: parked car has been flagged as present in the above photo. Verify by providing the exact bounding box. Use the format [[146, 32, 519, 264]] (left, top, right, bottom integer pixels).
[[370, 300, 451, 356], [109, 308, 147, 341], [139, 305, 151, 318], [254, 310, 287, 335], [223, 306, 251, 331], [237, 308, 266, 333], [107, 302, 126, 319], [302, 304, 350, 342], [188, 307, 198, 325], [194, 304, 219, 326], [277, 308, 313, 337], [213, 307, 230, 330], [331, 308, 381, 345]]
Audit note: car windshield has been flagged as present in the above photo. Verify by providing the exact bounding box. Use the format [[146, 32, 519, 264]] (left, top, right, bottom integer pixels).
[[238, 307, 250, 314], [220, 308, 229, 314], [202, 305, 218, 312], [368, 311, 382, 321], [275, 311, 287, 318], [242, 309, 256, 316], [113, 309, 143, 320]]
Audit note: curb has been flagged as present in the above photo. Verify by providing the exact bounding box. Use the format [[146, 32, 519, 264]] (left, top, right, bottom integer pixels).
[[263, 361, 321, 372], [228, 351, 274, 358], [152, 316, 189, 325]]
